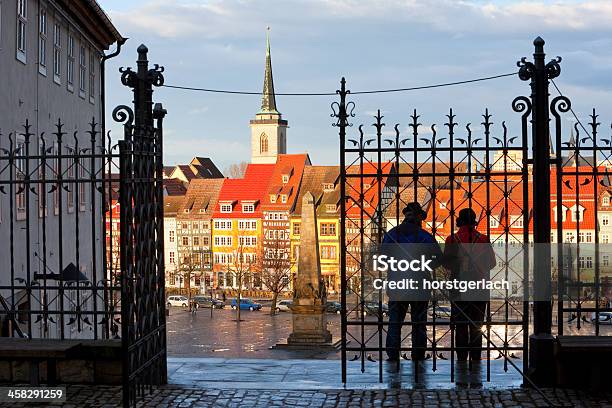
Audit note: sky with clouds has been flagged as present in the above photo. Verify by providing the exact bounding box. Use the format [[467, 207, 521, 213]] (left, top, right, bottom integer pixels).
[[98, 0, 612, 171]]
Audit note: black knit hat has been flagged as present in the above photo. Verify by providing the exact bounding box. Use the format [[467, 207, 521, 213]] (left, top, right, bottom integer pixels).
[[402, 202, 427, 221], [457, 208, 477, 227]]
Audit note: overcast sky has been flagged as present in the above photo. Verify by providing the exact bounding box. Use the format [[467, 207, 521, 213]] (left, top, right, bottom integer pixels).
[[97, 0, 612, 171]]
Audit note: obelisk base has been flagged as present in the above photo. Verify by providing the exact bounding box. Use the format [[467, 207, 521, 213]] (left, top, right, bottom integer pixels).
[[287, 303, 332, 346]]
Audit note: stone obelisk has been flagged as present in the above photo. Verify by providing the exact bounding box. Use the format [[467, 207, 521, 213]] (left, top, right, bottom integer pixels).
[[287, 192, 332, 346]]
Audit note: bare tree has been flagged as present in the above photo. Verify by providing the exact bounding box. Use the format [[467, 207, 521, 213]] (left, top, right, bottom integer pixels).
[[260, 237, 294, 315], [224, 161, 248, 179], [176, 250, 205, 311], [226, 243, 255, 321]]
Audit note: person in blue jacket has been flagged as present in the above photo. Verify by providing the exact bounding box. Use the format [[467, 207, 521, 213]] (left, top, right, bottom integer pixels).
[[382, 202, 442, 361]]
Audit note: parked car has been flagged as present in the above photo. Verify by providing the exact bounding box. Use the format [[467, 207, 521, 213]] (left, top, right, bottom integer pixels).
[[591, 311, 612, 324], [193, 296, 225, 309], [231, 298, 262, 311], [429, 306, 452, 319], [326, 301, 342, 314], [167, 295, 189, 308], [276, 300, 293, 312], [363, 301, 389, 317]]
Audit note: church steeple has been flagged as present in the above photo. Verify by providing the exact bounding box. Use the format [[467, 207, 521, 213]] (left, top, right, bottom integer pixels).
[[260, 27, 279, 114], [249, 28, 288, 164]]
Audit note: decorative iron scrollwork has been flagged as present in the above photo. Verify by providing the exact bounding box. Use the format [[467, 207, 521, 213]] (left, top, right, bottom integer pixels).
[[546, 56, 562, 79], [119, 67, 137, 88], [148, 64, 165, 87], [112, 105, 135, 126], [517, 57, 535, 81], [517, 55, 562, 80], [511, 96, 532, 116]]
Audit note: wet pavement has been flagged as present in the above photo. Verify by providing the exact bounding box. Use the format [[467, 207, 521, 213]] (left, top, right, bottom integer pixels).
[[166, 304, 610, 360], [167, 357, 523, 390]]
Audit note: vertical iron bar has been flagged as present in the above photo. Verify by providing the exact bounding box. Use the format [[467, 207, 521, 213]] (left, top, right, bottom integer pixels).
[[337, 77, 348, 384]]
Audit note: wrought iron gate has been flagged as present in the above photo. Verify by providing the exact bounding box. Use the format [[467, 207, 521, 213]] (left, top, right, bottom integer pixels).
[[115, 45, 168, 407], [334, 37, 612, 386]]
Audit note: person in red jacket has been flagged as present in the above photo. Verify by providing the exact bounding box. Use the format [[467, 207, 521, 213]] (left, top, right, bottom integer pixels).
[[444, 208, 496, 361]]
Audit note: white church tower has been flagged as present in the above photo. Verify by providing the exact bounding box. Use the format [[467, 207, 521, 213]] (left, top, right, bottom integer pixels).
[[250, 29, 288, 164]]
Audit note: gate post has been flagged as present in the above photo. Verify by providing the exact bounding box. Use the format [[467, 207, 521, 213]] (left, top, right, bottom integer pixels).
[[518, 36, 561, 386], [115, 44, 166, 408]]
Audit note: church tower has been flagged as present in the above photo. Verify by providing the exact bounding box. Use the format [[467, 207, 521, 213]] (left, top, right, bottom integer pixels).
[[250, 29, 288, 164]]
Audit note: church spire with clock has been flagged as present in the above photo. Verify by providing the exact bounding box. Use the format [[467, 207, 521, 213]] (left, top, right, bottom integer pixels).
[[250, 28, 288, 164]]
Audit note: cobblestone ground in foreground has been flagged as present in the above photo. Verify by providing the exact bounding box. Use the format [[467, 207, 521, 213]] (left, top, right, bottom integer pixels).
[[2, 386, 612, 407]]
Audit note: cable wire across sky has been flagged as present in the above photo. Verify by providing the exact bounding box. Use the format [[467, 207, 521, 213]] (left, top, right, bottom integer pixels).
[[161, 72, 519, 96]]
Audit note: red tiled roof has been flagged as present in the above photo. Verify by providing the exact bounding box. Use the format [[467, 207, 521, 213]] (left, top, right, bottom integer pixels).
[[213, 164, 275, 218], [261, 154, 310, 212]]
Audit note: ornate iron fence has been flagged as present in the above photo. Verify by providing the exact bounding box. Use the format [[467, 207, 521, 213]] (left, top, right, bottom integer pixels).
[[0, 44, 167, 408], [0, 118, 120, 341], [334, 37, 612, 386]]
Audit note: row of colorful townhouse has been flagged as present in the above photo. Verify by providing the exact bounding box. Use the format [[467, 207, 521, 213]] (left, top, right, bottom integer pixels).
[[106, 157, 612, 297]]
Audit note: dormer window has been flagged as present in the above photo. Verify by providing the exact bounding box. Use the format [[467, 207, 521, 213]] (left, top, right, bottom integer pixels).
[[363, 183, 371, 189], [490, 217, 499, 228], [281, 195, 287, 203], [282, 175, 289, 184], [270, 195, 277, 203], [199, 209, 205, 213], [184, 209, 190, 213], [553, 205, 568, 222], [570, 204, 585, 223], [242, 203, 255, 213], [603, 195, 610, 207], [220, 203, 233, 213], [326, 204, 336, 213], [322, 183, 334, 192]]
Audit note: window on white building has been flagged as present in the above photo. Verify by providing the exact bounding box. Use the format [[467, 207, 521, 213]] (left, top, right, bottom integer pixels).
[[602, 215, 610, 226], [79, 45, 86, 96], [602, 234, 609, 244], [169, 230, 175, 242], [89, 50, 95, 103], [603, 196, 610, 207], [182, 236, 188, 246], [578, 256, 593, 269], [53, 23, 61, 82], [38, 7, 47, 74], [67, 34, 75, 88], [16, 0, 27, 63]]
